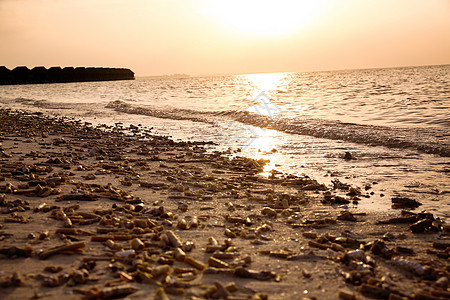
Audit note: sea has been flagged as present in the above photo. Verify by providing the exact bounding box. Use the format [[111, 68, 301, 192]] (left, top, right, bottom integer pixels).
[[1, 64, 449, 218]]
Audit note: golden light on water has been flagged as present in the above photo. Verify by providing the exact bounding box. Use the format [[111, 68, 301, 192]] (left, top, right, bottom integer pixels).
[[233, 72, 290, 169], [239, 124, 286, 179], [237, 126, 282, 177], [246, 127, 279, 151], [237, 72, 289, 99]]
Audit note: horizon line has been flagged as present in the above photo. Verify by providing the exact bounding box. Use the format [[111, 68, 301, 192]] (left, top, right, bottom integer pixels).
[[137, 62, 450, 78]]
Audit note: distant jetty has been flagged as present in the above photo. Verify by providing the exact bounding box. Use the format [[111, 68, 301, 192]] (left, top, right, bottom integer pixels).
[[0, 66, 134, 85]]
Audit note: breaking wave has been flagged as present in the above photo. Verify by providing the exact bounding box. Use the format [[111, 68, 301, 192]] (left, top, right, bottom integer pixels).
[[1, 97, 81, 110], [107, 100, 450, 157]]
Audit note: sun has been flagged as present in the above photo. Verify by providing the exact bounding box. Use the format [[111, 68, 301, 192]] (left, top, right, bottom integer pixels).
[[206, 0, 328, 36]]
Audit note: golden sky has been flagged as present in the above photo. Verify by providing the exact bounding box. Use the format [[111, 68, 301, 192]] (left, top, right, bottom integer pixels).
[[1, 0, 449, 76]]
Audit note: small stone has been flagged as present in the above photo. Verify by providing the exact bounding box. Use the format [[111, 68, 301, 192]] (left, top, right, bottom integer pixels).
[[435, 276, 448, 289], [261, 207, 277, 218], [208, 256, 230, 269], [130, 238, 144, 250], [177, 219, 190, 230], [212, 281, 230, 299], [225, 228, 237, 238], [338, 290, 356, 300], [337, 211, 357, 222], [343, 152, 354, 160]]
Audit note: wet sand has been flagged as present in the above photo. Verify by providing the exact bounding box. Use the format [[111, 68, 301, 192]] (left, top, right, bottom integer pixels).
[[0, 108, 448, 300]]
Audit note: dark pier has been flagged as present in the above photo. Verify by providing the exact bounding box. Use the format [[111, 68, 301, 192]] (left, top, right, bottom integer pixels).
[[0, 66, 134, 85]]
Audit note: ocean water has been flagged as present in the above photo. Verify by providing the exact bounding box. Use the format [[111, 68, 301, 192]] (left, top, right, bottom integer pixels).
[[1, 65, 449, 218]]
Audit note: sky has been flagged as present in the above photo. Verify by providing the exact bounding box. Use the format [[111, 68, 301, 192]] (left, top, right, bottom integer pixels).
[[1, 0, 449, 76]]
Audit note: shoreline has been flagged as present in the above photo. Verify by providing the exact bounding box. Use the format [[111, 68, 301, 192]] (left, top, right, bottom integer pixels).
[[0, 108, 448, 299]]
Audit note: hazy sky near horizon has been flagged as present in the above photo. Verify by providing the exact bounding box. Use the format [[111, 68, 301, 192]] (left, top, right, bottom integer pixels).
[[1, 0, 449, 76]]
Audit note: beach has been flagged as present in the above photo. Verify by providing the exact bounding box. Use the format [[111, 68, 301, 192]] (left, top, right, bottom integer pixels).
[[1, 67, 449, 221], [0, 108, 448, 300], [1, 0, 449, 298]]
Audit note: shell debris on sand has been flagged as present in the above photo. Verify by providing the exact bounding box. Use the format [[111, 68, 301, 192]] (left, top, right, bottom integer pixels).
[[0, 108, 449, 300]]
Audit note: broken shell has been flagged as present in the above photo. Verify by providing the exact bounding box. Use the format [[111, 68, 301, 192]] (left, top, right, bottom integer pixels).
[[160, 233, 170, 245], [410, 219, 441, 233], [71, 269, 88, 285], [208, 256, 230, 269], [174, 247, 186, 261], [184, 256, 206, 270], [261, 207, 277, 218], [178, 272, 197, 281], [41, 274, 64, 287], [308, 240, 329, 250], [338, 290, 356, 300], [212, 281, 230, 299], [391, 196, 422, 208], [346, 249, 365, 261], [151, 265, 171, 277], [365, 255, 376, 266], [0, 246, 33, 258], [115, 249, 136, 260], [205, 245, 223, 253], [39, 242, 86, 259], [38, 230, 50, 240], [225, 282, 238, 293], [118, 271, 133, 282], [256, 223, 273, 233], [178, 203, 189, 212], [208, 237, 218, 246], [212, 251, 239, 259], [55, 209, 72, 228], [164, 286, 185, 296], [44, 265, 63, 273], [348, 261, 372, 272], [132, 219, 149, 228], [173, 267, 197, 275], [302, 232, 318, 239], [432, 241, 450, 249], [189, 216, 198, 228], [330, 243, 346, 252], [130, 238, 145, 250], [184, 241, 195, 252], [177, 219, 189, 230], [390, 257, 424, 276], [166, 230, 183, 248], [143, 233, 156, 240], [34, 203, 48, 212], [90, 285, 139, 299], [435, 276, 448, 289], [233, 267, 274, 281], [368, 240, 393, 259], [360, 284, 391, 299], [5, 272, 24, 287], [224, 228, 237, 238], [337, 211, 357, 222]]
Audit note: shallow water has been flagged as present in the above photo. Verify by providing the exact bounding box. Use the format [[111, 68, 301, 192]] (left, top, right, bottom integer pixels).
[[1, 65, 449, 218]]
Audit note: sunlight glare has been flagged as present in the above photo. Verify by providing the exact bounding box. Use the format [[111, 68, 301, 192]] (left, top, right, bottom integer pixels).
[[238, 126, 280, 155], [206, 0, 328, 36], [238, 72, 288, 99], [240, 127, 280, 176]]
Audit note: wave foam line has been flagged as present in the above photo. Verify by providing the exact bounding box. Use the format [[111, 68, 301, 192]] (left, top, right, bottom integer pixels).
[[107, 100, 450, 157]]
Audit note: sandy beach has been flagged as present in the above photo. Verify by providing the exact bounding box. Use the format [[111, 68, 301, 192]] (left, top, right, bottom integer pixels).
[[0, 108, 448, 300]]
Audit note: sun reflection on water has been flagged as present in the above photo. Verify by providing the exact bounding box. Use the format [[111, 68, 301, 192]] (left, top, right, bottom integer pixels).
[[236, 72, 290, 98], [246, 127, 279, 152], [232, 72, 295, 176], [235, 125, 283, 177]]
